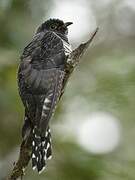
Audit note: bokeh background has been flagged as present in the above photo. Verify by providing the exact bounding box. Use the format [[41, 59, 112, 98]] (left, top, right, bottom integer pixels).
[[0, 0, 135, 179]]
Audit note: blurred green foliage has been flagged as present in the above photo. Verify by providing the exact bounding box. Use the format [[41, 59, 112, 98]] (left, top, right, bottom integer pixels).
[[0, 0, 135, 179]]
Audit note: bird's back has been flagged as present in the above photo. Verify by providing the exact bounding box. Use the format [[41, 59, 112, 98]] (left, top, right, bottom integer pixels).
[[18, 31, 67, 94]]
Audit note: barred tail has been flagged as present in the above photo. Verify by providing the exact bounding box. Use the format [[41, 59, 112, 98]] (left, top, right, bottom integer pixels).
[[32, 126, 52, 173]]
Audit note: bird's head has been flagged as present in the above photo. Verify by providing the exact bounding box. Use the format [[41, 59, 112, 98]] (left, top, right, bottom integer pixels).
[[36, 18, 73, 35]]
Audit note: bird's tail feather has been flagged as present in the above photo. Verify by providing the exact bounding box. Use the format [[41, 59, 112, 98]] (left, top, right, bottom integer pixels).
[[32, 126, 52, 173]]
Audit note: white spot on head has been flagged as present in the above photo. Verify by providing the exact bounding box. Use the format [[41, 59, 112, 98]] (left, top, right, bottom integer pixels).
[[35, 146, 38, 151]]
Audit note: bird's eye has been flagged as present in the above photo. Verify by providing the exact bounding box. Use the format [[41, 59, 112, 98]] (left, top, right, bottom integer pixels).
[[50, 25, 56, 30]]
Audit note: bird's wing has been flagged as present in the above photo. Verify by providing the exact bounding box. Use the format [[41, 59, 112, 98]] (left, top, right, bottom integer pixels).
[[18, 31, 66, 134]]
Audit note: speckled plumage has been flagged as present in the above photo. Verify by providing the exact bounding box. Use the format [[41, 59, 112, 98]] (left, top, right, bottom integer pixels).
[[18, 19, 72, 173]]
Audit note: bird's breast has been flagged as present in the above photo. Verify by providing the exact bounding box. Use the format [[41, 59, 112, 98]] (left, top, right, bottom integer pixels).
[[62, 39, 72, 56]]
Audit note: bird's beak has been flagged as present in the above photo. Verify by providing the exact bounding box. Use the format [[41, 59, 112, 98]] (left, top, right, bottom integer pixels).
[[64, 22, 73, 27]]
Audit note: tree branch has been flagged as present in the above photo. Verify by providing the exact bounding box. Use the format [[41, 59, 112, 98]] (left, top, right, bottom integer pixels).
[[61, 27, 99, 96], [7, 135, 32, 180]]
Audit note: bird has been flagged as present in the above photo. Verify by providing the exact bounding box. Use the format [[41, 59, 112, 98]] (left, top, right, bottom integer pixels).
[[17, 18, 73, 173]]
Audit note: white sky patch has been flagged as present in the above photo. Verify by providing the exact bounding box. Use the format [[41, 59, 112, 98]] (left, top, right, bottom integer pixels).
[[92, 0, 112, 8], [77, 112, 121, 154], [55, 96, 121, 154], [125, 0, 135, 8], [48, 0, 97, 44], [114, 0, 135, 36]]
